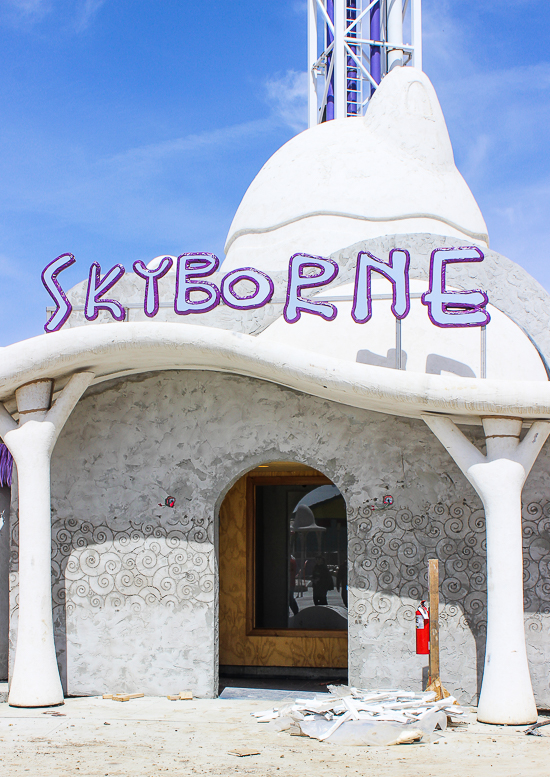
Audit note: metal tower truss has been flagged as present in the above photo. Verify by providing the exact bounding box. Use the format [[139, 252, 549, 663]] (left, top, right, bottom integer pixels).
[[307, 0, 422, 126]]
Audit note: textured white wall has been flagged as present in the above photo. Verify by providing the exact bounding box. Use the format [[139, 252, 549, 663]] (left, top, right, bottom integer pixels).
[[7, 370, 550, 703]]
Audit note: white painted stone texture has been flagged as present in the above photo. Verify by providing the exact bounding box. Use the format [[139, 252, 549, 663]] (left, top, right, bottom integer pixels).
[[8, 370, 550, 705]]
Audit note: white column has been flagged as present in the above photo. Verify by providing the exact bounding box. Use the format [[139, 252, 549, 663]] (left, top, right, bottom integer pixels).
[[423, 415, 550, 725], [0, 372, 94, 707], [333, 0, 346, 118], [307, 0, 319, 127], [411, 0, 422, 70], [387, 0, 404, 70]]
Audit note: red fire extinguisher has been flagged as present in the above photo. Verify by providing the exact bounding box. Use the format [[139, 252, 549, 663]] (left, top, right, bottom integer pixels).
[[416, 600, 430, 654]]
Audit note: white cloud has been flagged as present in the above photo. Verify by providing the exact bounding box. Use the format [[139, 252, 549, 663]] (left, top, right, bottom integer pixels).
[[104, 118, 275, 173], [74, 0, 108, 32], [483, 177, 550, 290], [290, 0, 307, 15], [3, 0, 50, 22], [7, 0, 44, 10], [5, 0, 45, 11], [265, 70, 308, 132], [0, 115, 281, 254], [419, 0, 550, 292], [0, 253, 32, 282], [1, 0, 108, 30], [458, 134, 492, 186]]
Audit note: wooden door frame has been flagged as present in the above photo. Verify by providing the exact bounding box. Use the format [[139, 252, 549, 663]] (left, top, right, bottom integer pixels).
[[246, 473, 347, 640]]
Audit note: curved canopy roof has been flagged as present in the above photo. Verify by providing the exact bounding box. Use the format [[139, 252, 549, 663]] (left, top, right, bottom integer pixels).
[[1, 322, 549, 422]]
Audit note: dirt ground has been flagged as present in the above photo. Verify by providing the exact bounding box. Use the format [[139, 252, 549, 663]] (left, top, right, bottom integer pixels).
[[0, 691, 549, 776]]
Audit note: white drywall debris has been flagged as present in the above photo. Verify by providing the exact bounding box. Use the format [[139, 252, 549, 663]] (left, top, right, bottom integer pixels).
[[252, 686, 465, 746]]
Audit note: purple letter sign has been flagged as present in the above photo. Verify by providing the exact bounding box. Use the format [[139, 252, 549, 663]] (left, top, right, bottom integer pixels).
[[352, 249, 410, 324], [134, 256, 173, 318], [421, 247, 490, 328], [41, 245, 492, 333], [174, 253, 220, 315], [284, 254, 339, 324], [221, 268, 274, 310], [42, 253, 76, 333], [85, 262, 126, 321]]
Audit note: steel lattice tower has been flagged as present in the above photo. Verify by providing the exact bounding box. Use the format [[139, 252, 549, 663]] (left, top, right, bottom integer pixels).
[[307, 0, 422, 126]]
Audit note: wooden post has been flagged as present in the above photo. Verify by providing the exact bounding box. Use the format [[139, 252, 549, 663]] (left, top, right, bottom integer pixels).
[[428, 558, 440, 685], [425, 558, 452, 700]]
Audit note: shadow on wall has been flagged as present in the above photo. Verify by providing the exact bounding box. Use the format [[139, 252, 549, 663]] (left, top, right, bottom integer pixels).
[[10, 500, 214, 695], [348, 497, 489, 700], [425, 355, 475, 378], [47, 499, 488, 698], [356, 350, 475, 377], [357, 349, 407, 370], [10, 449, 348, 696], [348, 495, 550, 702], [48, 500, 487, 698], [7, 479, 550, 701]]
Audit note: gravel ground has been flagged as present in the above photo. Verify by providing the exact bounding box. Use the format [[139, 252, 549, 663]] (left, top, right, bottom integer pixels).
[[0, 690, 549, 776]]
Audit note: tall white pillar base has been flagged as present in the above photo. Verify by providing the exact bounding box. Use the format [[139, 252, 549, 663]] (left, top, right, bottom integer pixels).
[[387, 0, 404, 70], [0, 373, 94, 707], [423, 415, 550, 725]]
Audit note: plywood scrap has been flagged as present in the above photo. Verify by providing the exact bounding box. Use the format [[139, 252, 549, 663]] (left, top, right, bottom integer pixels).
[[228, 748, 260, 757], [102, 694, 113, 700], [425, 678, 453, 702], [179, 691, 193, 700], [111, 692, 144, 702], [167, 695, 180, 701]]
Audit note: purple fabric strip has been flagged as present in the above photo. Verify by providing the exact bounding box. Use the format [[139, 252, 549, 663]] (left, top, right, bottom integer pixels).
[[0, 444, 13, 488], [326, 0, 335, 121], [370, 1, 381, 94], [346, 0, 358, 115]]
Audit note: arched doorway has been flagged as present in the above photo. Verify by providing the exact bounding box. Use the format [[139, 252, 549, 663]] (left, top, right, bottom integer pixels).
[[218, 461, 347, 687]]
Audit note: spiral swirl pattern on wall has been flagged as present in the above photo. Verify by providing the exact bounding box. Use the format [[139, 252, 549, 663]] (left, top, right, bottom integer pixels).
[[8, 500, 550, 640], [10, 513, 215, 628], [347, 499, 550, 635]]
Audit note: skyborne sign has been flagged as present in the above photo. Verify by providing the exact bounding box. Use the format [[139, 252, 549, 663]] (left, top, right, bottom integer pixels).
[[42, 246, 491, 334]]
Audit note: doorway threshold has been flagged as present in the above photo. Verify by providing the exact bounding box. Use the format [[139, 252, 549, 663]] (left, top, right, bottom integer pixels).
[[219, 665, 347, 699]]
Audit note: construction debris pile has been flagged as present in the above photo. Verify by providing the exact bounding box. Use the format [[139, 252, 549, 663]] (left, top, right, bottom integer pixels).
[[253, 686, 465, 746]]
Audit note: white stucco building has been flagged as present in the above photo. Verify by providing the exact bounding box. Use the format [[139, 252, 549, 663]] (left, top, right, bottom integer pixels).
[[1, 38, 550, 726]]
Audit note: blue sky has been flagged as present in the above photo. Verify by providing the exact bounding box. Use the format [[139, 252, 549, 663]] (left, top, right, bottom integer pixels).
[[0, 0, 550, 345]]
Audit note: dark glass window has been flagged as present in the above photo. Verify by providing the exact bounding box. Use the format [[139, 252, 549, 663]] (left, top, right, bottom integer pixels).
[[254, 481, 347, 631]]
